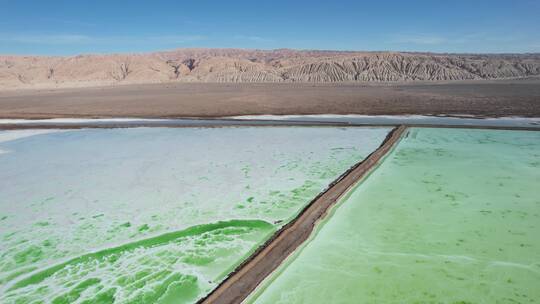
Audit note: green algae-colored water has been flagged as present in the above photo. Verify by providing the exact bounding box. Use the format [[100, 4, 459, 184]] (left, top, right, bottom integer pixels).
[[5, 220, 274, 304], [249, 128, 540, 304], [0, 127, 390, 303]]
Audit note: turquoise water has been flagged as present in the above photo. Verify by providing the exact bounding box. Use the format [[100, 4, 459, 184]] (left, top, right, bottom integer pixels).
[[249, 128, 540, 304], [0, 127, 390, 303]]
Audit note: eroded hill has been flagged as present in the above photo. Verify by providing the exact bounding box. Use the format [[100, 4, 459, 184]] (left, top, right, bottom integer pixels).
[[1, 49, 540, 89]]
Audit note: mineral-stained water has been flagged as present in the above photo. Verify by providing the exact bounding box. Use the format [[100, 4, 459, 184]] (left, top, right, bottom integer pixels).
[[249, 128, 540, 304], [0, 126, 390, 303]]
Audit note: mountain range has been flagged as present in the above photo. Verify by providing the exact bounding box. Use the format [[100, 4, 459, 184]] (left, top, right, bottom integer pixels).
[[2, 49, 540, 90]]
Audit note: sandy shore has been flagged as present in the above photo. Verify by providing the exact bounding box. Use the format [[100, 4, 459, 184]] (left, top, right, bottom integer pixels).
[[0, 80, 539, 119], [198, 126, 406, 304]]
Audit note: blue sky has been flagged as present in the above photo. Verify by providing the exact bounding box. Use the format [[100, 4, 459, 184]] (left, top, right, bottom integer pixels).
[[1, 0, 539, 55]]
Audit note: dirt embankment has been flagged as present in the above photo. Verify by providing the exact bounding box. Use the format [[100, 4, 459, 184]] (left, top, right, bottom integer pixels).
[[199, 126, 407, 304]]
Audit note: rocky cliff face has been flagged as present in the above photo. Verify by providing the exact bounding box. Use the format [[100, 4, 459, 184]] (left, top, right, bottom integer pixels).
[[1, 49, 540, 89]]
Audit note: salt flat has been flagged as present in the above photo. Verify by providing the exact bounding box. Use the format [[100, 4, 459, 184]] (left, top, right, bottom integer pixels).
[[0, 126, 390, 303]]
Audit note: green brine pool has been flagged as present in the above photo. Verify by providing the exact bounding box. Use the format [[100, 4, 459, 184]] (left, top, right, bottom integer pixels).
[[248, 128, 540, 304], [0, 127, 390, 303]]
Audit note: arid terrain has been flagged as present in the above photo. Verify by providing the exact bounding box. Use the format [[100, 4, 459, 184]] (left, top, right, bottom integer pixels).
[[2, 49, 540, 90], [0, 79, 539, 119], [1, 49, 539, 119]]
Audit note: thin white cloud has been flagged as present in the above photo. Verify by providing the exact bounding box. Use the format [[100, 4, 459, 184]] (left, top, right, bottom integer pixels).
[[386, 32, 540, 53], [144, 35, 207, 43], [233, 35, 274, 43], [37, 18, 98, 28], [0, 33, 206, 45], [4, 34, 94, 44], [389, 32, 533, 47], [391, 34, 448, 45]]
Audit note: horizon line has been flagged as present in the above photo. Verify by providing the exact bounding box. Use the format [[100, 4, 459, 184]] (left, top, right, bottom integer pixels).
[[2, 47, 540, 58]]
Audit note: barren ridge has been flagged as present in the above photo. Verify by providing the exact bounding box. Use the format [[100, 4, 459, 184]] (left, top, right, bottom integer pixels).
[[2, 49, 540, 90]]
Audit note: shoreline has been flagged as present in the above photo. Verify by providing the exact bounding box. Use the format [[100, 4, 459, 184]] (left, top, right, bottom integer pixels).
[[0, 115, 539, 131]]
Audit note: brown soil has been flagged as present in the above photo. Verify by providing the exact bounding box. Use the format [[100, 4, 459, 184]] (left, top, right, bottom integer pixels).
[[0, 80, 539, 119], [198, 126, 407, 304]]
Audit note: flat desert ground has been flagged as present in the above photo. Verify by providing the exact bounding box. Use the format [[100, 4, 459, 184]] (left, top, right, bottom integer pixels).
[[0, 79, 539, 119]]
